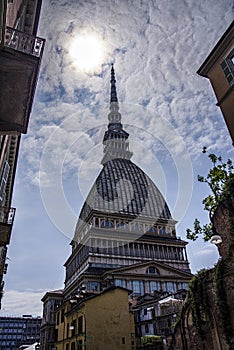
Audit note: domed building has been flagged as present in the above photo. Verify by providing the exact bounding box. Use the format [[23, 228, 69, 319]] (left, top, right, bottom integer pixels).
[[40, 66, 192, 350], [63, 66, 191, 299]]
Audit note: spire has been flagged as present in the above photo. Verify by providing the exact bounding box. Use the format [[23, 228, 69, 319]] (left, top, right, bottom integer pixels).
[[108, 64, 121, 124], [110, 64, 118, 103], [101, 65, 133, 164]]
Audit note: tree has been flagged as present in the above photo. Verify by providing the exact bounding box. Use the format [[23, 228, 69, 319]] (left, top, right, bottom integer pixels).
[[186, 152, 234, 242]]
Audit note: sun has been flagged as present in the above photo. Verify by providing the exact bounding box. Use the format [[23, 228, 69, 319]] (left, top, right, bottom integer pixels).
[[70, 34, 105, 72]]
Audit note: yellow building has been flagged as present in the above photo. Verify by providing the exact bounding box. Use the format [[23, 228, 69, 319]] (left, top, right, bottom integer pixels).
[[55, 286, 135, 350], [197, 21, 234, 145]]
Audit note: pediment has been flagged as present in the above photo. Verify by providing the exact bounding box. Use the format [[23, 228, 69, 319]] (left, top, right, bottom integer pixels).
[[103, 260, 192, 279]]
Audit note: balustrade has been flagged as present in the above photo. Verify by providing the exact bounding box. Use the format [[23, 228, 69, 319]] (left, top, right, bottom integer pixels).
[[4, 27, 45, 58], [0, 206, 15, 225]]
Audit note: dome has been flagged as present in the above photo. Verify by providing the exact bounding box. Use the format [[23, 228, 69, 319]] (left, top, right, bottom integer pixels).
[[77, 158, 172, 225]]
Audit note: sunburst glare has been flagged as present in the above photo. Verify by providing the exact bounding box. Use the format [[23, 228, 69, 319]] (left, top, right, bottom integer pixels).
[[70, 34, 106, 72]]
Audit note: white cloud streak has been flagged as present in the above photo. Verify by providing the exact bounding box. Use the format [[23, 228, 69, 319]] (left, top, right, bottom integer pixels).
[[0, 290, 45, 316]]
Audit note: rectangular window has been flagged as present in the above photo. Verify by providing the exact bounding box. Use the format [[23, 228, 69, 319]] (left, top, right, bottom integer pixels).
[[78, 316, 83, 334], [181, 282, 188, 290], [150, 281, 161, 293], [133, 280, 141, 294], [145, 324, 149, 333], [221, 54, 234, 86], [165, 282, 175, 292], [115, 279, 122, 287], [71, 320, 76, 337], [56, 311, 60, 325], [0, 160, 10, 202], [122, 337, 125, 344], [61, 309, 65, 323], [129, 280, 133, 291], [66, 323, 70, 338], [87, 281, 100, 292]]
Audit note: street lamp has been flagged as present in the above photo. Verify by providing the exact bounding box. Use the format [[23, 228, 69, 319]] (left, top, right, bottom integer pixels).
[[210, 235, 222, 245], [209, 207, 223, 246]]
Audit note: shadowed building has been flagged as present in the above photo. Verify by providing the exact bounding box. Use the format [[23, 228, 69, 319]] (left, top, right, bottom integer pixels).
[[197, 21, 234, 145], [55, 286, 135, 350], [40, 290, 63, 350], [0, 0, 45, 307], [42, 66, 192, 350], [64, 66, 191, 300]]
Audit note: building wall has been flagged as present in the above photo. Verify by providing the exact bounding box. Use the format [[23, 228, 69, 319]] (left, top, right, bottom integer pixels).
[[85, 288, 134, 350], [40, 291, 63, 350], [6, 0, 24, 28], [208, 56, 232, 101], [197, 21, 234, 144], [174, 198, 234, 350], [55, 287, 135, 350], [0, 0, 44, 308]]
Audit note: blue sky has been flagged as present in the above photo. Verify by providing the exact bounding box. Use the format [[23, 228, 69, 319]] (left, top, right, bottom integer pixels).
[[1, 0, 233, 316]]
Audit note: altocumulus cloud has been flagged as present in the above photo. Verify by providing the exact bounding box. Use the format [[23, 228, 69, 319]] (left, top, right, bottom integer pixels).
[[4, 0, 234, 315], [22, 0, 233, 189]]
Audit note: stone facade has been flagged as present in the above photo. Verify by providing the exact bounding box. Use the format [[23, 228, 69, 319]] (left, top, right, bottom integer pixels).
[[174, 197, 234, 350]]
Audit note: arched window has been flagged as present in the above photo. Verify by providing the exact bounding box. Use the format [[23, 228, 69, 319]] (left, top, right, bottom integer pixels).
[[95, 217, 99, 227], [117, 221, 128, 230], [159, 227, 166, 234], [146, 266, 160, 275], [101, 219, 114, 228], [132, 222, 143, 231]]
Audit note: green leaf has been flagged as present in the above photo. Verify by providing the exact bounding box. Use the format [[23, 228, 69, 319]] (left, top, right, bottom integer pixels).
[[186, 152, 234, 243]]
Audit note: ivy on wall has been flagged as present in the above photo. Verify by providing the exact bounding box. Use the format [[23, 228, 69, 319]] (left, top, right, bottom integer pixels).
[[215, 258, 233, 349], [187, 268, 210, 339]]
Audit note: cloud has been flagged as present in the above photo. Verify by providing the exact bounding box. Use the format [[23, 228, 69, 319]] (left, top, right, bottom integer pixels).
[[5, 0, 234, 310], [17, 0, 233, 250], [1, 290, 45, 316], [15, 0, 233, 235]]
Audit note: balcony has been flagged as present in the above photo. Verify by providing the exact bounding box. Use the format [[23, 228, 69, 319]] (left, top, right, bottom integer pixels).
[[0, 206, 16, 245], [0, 27, 45, 134], [4, 27, 44, 57]]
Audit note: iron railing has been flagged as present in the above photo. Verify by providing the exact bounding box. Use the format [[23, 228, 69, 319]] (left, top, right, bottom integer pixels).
[[4, 26, 45, 58], [0, 206, 16, 226]]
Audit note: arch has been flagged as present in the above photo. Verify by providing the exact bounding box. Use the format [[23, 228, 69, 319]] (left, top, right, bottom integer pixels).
[[146, 266, 160, 275], [101, 219, 114, 228]]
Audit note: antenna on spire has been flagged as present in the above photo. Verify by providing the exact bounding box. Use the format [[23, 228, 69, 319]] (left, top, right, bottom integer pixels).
[[110, 64, 118, 103]]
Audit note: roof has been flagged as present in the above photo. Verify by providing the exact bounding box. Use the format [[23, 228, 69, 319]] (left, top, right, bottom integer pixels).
[[41, 289, 63, 302], [102, 260, 192, 279], [197, 20, 234, 77], [75, 158, 172, 236], [65, 286, 131, 313]]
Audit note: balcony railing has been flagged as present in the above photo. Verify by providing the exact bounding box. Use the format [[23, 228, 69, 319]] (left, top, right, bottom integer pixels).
[[4, 26, 45, 58], [0, 206, 16, 225], [0, 207, 16, 245]]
